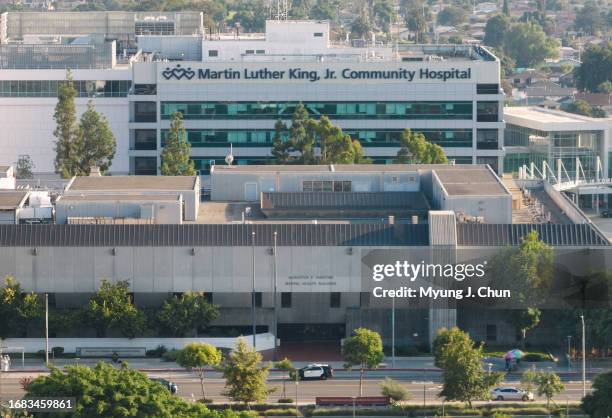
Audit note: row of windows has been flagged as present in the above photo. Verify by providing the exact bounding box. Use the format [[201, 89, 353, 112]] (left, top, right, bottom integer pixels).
[[135, 129, 483, 150], [254, 292, 340, 308], [303, 181, 352, 192], [159, 101, 475, 120], [0, 80, 131, 98]]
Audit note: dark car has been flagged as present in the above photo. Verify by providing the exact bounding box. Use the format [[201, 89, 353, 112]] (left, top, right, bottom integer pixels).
[[152, 378, 178, 394], [298, 363, 333, 380], [601, 210, 612, 218]]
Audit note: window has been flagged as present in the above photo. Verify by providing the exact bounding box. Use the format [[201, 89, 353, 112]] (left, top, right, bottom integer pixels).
[[314, 32, 324, 37], [476, 101, 499, 122], [303, 181, 313, 192], [330, 292, 341, 308], [47, 293, 56, 308], [477, 129, 498, 150], [477, 84, 499, 94], [256, 50, 265, 54], [254, 292, 262, 307], [0, 80, 130, 98], [134, 129, 157, 150], [245, 50, 255, 55], [134, 84, 156, 95], [160, 101, 473, 120], [360, 292, 370, 308], [208, 50, 218, 57], [204, 293, 213, 304], [134, 102, 157, 122], [477, 156, 499, 172], [281, 292, 292, 308], [133, 157, 157, 175], [486, 324, 497, 342]]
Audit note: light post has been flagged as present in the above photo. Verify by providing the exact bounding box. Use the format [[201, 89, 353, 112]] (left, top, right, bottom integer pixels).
[[352, 397, 356, 418], [252, 231, 256, 349], [45, 293, 49, 366], [273, 231, 278, 359], [567, 335, 572, 371], [391, 296, 395, 368], [580, 315, 586, 397], [487, 362, 493, 374], [294, 380, 299, 417]]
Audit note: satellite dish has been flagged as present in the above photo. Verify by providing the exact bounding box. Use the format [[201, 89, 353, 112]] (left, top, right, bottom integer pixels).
[[225, 144, 234, 166]]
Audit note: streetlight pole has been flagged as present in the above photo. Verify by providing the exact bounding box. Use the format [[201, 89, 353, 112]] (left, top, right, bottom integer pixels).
[[295, 380, 299, 417], [273, 231, 278, 359], [45, 293, 49, 366], [252, 231, 256, 349], [580, 315, 586, 397], [391, 296, 395, 368], [567, 335, 572, 371]]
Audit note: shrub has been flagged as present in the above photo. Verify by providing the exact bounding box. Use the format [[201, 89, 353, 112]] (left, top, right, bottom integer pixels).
[[146, 345, 168, 357], [277, 398, 294, 404], [379, 378, 409, 402], [262, 408, 301, 416], [523, 352, 551, 362], [490, 413, 511, 418], [19, 376, 33, 391], [161, 349, 180, 362]]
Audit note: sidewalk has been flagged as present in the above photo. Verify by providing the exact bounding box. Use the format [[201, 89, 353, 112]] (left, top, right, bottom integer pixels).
[[1, 355, 609, 375]]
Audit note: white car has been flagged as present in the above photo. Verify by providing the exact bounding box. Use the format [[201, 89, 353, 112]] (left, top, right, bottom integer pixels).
[[298, 364, 333, 380], [491, 387, 534, 401]]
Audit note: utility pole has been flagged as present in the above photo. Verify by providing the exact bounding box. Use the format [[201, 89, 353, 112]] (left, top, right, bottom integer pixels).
[[580, 315, 586, 397], [273, 231, 278, 359], [252, 231, 256, 348], [45, 293, 49, 366], [567, 335, 572, 370]]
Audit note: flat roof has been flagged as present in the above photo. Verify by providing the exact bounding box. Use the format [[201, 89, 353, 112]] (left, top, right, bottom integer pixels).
[[505, 106, 612, 131], [68, 176, 197, 192], [212, 164, 489, 174], [0, 191, 28, 208], [435, 168, 509, 196], [58, 194, 181, 202]]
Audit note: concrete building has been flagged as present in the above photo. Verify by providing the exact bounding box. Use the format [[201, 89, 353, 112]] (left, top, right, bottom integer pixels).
[[0, 164, 607, 346], [0, 19, 505, 176], [62, 175, 200, 222], [0, 189, 28, 223]]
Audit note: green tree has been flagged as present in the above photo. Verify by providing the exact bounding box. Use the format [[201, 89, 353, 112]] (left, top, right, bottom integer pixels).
[[503, 22, 558, 68], [575, 1, 605, 35], [404, 2, 430, 43], [53, 70, 80, 179], [318, 116, 365, 164], [395, 129, 447, 164], [289, 104, 316, 164], [433, 327, 504, 407], [342, 328, 384, 396], [574, 42, 612, 93], [535, 371, 564, 409], [0, 276, 43, 339], [351, 13, 372, 39], [488, 231, 553, 345], [15, 155, 34, 179], [564, 100, 599, 117], [81, 280, 145, 338], [26, 362, 213, 417], [271, 120, 292, 164], [230, 0, 267, 32], [160, 111, 195, 176], [371, 0, 396, 33], [582, 371, 612, 418], [310, 0, 338, 21], [274, 358, 297, 399], [157, 292, 219, 337], [437, 5, 467, 26], [76, 101, 116, 175], [176, 343, 222, 401], [502, 0, 509, 15], [484, 14, 510, 48], [222, 337, 271, 406], [520, 369, 537, 394]]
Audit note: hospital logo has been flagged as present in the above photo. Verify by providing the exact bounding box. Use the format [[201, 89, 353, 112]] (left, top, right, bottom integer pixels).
[[162, 64, 195, 80]]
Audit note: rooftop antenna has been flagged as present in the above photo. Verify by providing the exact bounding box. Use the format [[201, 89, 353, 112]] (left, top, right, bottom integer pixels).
[[225, 144, 234, 166], [268, 0, 289, 21]]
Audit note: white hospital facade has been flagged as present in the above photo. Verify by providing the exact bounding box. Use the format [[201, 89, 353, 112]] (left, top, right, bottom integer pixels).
[[0, 17, 506, 175]]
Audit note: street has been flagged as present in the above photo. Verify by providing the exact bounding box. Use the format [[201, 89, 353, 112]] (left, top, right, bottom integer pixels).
[[0, 370, 593, 404]]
